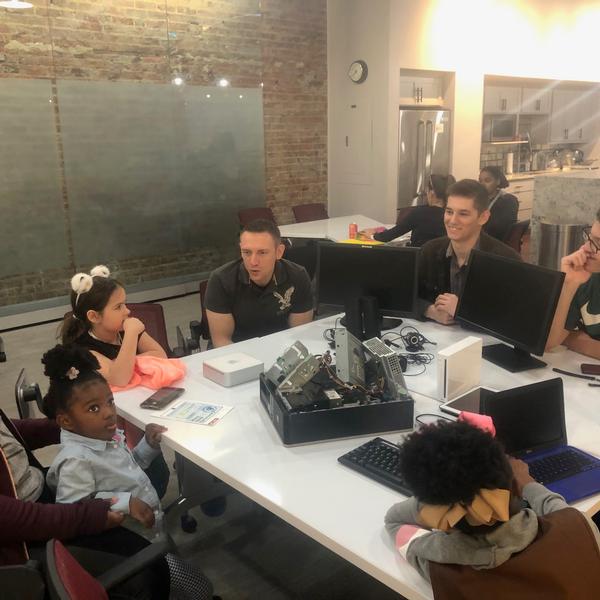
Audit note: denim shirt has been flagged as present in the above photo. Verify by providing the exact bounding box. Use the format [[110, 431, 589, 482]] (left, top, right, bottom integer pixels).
[[46, 428, 161, 514]]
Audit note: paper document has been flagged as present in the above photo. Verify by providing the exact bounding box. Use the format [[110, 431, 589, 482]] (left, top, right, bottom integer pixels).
[[160, 400, 232, 425]]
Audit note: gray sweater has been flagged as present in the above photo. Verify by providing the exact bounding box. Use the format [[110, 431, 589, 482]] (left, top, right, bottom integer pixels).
[[384, 482, 600, 581]]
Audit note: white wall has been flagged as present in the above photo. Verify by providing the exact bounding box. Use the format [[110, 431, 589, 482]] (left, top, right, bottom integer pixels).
[[329, 0, 600, 223]]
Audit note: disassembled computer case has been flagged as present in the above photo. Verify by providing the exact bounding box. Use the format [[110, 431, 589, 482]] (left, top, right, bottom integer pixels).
[[259, 338, 414, 445]]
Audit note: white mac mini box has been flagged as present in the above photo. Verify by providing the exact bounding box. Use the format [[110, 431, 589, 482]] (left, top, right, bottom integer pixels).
[[203, 353, 264, 387], [437, 336, 483, 402]]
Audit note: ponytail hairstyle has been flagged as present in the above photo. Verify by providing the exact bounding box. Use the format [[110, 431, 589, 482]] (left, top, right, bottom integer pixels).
[[428, 174, 457, 206], [61, 265, 122, 345], [41, 344, 106, 419]]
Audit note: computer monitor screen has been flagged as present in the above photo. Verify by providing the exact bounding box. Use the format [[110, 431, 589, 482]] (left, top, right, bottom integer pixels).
[[316, 243, 419, 318], [482, 378, 566, 455], [456, 250, 565, 372]]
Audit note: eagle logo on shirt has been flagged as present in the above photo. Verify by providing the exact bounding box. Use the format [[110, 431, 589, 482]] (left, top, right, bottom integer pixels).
[[580, 301, 600, 326], [274, 286, 295, 311]]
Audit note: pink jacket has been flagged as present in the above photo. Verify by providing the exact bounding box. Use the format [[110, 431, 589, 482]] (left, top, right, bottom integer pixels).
[[111, 355, 186, 392]]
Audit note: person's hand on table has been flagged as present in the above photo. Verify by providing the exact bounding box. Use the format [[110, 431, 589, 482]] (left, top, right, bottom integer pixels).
[[357, 228, 376, 241], [434, 293, 459, 318], [509, 457, 535, 497], [144, 423, 168, 449], [425, 303, 455, 325]]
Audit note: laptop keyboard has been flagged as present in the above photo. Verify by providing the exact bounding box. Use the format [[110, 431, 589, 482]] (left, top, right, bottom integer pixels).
[[338, 437, 412, 496], [528, 448, 599, 485]]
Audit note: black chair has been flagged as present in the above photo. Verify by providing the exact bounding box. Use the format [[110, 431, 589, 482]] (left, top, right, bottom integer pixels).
[[45, 537, 173, 600], [15, 368, 43, 419], [0, 537, 173, 600], [503, 219, 530, 254]]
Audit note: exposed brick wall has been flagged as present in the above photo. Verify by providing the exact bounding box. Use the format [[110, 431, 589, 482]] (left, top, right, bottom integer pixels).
[[0, 0, 327, 306]]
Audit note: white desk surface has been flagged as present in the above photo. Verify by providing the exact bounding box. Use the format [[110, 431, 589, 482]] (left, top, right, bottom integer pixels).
[[279, 214, 391, 241], [115, 317, 600, 600]]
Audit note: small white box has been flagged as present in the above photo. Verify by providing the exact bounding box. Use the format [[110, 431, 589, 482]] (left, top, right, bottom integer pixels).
[[437, 336, 482, 401], [203, 352, 264, 387]]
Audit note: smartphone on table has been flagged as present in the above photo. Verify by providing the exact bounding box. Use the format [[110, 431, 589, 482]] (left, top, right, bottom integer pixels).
[[140, 387, 185, 410]]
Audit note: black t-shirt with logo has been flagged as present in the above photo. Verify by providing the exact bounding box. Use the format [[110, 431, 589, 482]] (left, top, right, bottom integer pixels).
[[205, 258, 313, 343]]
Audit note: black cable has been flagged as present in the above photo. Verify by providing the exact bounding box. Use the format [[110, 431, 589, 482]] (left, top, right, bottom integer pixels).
[[415, 413, 453, 426]]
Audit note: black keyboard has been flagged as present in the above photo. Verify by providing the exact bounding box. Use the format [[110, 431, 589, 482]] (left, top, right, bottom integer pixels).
[[528, 448, 599, 485], [338, 437, 412, 495]]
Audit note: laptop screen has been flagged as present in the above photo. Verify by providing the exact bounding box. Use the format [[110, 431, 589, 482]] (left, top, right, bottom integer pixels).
[[482, 378, 567, 455]]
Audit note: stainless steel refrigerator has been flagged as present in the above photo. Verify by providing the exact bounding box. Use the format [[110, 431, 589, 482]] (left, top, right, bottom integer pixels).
[[398, 108, 451, 208]]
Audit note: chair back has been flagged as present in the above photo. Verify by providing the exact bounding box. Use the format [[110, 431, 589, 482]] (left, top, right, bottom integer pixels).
[[292, 203, 328, 223], [14, 369, 43, 419], [238, 207, 277, 227], [503, 219, 530, 253], [198, 280, 211, 341], [45, 539, 108, 600], [429, 508, 600, 600], [127, 303, 171, 356]]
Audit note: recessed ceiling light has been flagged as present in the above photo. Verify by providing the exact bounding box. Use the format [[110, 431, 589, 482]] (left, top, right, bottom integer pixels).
[[218, 78, 230, 87], [0, 1, 33, 8]]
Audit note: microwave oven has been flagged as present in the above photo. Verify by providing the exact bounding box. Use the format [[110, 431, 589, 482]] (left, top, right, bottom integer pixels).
[[482, 115, 517, 142]]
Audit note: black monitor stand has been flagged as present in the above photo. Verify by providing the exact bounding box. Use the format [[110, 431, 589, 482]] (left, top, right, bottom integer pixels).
[[482, 343, 546, 373], [339, 315, 402, 332]]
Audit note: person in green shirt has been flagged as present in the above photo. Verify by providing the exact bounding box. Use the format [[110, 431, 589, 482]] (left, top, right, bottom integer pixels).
[[546, 210, 600, 358]]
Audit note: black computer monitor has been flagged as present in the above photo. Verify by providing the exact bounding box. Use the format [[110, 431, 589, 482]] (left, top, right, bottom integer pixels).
[[316, 243, 419, 329], [456, 250, 565, 372]]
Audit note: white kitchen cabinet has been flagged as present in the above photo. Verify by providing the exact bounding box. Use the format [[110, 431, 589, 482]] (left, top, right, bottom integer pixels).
[[550, 89, 598, 143], [483, 86, 521, 114], [399, 75, 443, 105], [520, 87, 551, 115], [507, 178, 534, 222]]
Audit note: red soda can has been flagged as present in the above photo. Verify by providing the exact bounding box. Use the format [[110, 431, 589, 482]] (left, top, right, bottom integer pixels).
[[349, 222, 358, 239]]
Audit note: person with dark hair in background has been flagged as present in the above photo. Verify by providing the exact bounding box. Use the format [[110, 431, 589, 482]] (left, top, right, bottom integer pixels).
[[359, 174, 456, 247], [419, 179, 521, 325], [384, 420, 600, 584], [478, 166, 519, 241], [205, 218, 313, 347]]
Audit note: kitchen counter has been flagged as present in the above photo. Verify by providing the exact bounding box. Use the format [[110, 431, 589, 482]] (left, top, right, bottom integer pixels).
[[530, 170, 600, 263], [507, 166, 599, 181]]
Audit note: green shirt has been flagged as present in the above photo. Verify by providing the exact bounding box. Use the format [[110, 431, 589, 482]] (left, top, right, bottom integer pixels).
[[566, 273, 600, 339]]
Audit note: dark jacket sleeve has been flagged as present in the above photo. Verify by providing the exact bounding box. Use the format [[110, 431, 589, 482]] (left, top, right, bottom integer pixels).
[[373, 210, 415, 242], [484, 194, 519, 241], [0, 495, 110, 543], [12, 418, 60, 450]]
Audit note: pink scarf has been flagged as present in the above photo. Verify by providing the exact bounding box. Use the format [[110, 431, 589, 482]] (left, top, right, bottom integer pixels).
[[111, 355, 186, 392]]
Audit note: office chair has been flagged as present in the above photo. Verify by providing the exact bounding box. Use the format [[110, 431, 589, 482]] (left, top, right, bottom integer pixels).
[[429, 508, 600, 600], [14, 368, 43, 419], [44, 537, 173, 600], [198, 280, 211, 342], [237, 206, 277, 227], [291, 202, 328, 223], [503, 219, 530, 254]]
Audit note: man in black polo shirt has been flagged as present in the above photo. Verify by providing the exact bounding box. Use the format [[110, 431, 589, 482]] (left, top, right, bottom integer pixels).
[[205, 219, 314, 347], [419, 179, 521, 325]]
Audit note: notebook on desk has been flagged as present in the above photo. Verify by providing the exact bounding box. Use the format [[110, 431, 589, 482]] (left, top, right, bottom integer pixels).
[[483, 378, 600, 503]]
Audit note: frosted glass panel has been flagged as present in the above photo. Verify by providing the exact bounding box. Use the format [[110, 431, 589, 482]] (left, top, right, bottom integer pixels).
[[58, 80, 264, 264], [0, 80, 69, 277]]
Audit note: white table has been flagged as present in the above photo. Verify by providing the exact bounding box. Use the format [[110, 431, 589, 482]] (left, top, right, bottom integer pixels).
[[115, 317, 600, 600], [279, 214, 392, 242]]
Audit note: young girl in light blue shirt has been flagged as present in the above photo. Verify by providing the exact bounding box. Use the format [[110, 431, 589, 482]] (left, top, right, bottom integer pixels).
[[42, 344, 215, 600]]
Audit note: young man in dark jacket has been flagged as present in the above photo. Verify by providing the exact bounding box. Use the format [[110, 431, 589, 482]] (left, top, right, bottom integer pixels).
[[419, 179, 521, 325]]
